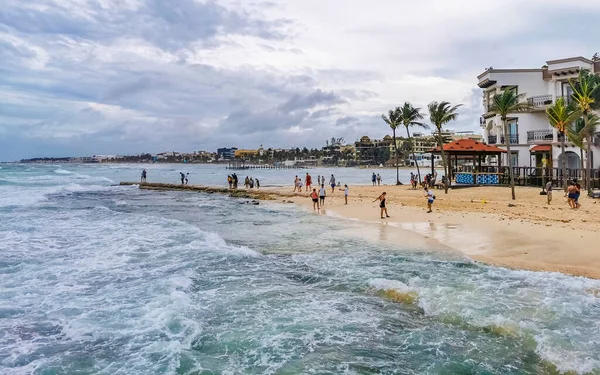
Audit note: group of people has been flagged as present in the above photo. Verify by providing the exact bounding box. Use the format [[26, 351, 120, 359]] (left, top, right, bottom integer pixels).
[[180, 172, 189, 185], [371, 173, 382, 186], [227, 174, 239, 189], [295, 173, 338, 193], [310, 183, 349, 210], [545, 179, 582, 209]]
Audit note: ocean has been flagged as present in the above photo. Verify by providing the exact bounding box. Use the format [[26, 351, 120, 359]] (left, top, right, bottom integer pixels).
[[1, 164, 599, 375]]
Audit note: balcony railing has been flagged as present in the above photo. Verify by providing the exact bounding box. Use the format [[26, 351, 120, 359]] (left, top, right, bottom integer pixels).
[[488, 135, 497, 144], [500, 134, 519, 144], [527, 94, 553, 108], [527, 130, 553, 143]]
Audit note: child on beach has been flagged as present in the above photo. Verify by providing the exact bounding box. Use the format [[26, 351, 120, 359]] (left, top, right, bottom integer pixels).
[[310, 188, 319, 210], [545, 180, 552, 205], [424, 187, 435, 213], [373, 192, 389, 219], [340, 184, 349, 205]]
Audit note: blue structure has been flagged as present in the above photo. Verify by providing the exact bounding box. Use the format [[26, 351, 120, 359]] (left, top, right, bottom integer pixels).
[[217, 147, 238, 159]]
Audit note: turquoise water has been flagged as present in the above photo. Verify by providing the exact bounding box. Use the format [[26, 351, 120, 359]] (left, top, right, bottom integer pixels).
[[1, 164, 599, 374]]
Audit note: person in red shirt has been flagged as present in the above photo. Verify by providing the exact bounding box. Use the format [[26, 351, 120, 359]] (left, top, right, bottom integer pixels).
[[310, 188, 319, 210], [305, 173, 312, 192]]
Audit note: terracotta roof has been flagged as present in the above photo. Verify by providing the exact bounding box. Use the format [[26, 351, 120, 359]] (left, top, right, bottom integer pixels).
[[431, 138, 506, 153], [529, 145, 551, 152]]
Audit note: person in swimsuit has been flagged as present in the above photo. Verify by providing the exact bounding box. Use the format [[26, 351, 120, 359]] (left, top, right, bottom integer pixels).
[[376, 174, 382, 186], [141, 169, 147, 183], [424, 186, 435, 213], [319, 184, 326, 206], [180, 172, 185, 185], [329, 174, 336, 193], [372, 173, 377, 186], [185, 173, 189, 185], [567, 182, 576, 209], [310, 188, 320, 210], [574, 183, 581, 209], [373, 192, 389, 219]]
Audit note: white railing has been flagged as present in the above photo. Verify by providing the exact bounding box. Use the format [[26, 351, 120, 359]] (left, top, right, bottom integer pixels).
[[527, 94, 553, 107]]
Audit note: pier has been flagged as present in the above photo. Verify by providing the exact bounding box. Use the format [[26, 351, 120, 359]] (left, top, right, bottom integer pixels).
[[226, 160, 305, 170]]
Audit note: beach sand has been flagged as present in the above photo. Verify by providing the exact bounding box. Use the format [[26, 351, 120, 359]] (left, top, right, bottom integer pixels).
[[267, 184, 600, 279]]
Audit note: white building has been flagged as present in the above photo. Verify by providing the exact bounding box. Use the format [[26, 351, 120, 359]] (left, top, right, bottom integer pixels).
[[478, 56, 600, 170]]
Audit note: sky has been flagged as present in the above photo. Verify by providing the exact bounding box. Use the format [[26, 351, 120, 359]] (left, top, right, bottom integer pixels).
[[1, 0, 600, 161]]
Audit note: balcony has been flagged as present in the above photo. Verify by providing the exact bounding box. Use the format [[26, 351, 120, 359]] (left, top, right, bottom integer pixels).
[[527, 130, 554, 144], [487, 135, 497, 144], [527, 94, 553, 110], [500, 134, 519, 144]]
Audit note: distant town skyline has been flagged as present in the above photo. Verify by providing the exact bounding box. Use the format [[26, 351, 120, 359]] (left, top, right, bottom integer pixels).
[[2, 0, 600, 161]]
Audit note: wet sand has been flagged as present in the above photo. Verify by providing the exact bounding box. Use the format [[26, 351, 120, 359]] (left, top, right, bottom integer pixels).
[[267, 184, 600, 279]]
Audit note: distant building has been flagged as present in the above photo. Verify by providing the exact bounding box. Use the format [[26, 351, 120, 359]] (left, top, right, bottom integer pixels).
[[234, 149, 258, 160], [354, 135, 395, 165], [217, 147, 238, 159]]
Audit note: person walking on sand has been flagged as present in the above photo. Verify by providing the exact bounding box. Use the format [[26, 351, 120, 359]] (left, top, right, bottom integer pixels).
[[305, 173, 312, 192], [141, 169, 147, 183], [372, 173, 377, 186], [574, 182, 581, 209], [376, 174, 382, 186], [185, 173, 189, 185], [373, 192, 390, 219], [319, 184, 326, 207], [329, 174, 336, 193], [545, 180, 552, 205], [424, 186, 435, 213], [566, 182, 576, 209], [180, 172, 185, 185], [310, 188, 320, 210]]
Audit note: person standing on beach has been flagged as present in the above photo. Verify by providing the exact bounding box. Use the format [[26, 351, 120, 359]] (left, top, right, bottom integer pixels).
[[180, 172, 185, 185], [376, 174, 382, 186], [232, 173, 238, 189], [141, 169, 147, 183], [228, 175, 233, 189], [372, 173, 376, 186], [373, 192, 390, 219], [305, 173, 312, 192], [424, 187, 435, 213], [319, 184, 326, 207], [329, 174, 336, 193], [566, 182, 577, 209], [574, 183, 581, 209], [256, 179, 260, 189], [185, 173, 189, 185], [343, 184, 349, 205], [310, 188, 320, 210], [545, 180, 553, 205], [245, 176, 250, 189], [293, 176, 299, 192]]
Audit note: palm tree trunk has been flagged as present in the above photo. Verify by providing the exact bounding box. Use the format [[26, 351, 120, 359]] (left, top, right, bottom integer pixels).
[[438, 129, 449, 194], [393, 128, 400, 185], [560, 133, 567, 190], [406, 127, 422, 184], [503, 118, 516, 200], [583, 114, 592, 194]]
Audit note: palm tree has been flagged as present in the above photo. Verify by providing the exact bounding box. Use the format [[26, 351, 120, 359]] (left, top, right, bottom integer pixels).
[[397, 102, 427, 185], [428, 101, 462, 194], [546, 97, 580, 189], [489, 90, 532, 200], [568, 117, 587, 172], [569, 69, 600, 194], [381, 109, 402, 185]]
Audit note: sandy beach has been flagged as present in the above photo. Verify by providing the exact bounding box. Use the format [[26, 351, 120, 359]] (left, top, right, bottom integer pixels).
[[266, 184, 600, 279]]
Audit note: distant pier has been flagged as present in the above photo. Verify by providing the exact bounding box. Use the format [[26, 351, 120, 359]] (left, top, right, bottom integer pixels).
[[226, 160, 306, 170]]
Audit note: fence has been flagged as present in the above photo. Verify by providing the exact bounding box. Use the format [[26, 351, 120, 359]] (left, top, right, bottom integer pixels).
[[468, 167, 600, 189]]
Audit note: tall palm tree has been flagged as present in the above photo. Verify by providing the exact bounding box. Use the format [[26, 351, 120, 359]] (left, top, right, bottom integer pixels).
[[397, 102, 428, 185], [428, 101, 462, 194], [546, 97, 580, 189], [569, 69, 600, 194], [381, 109, 402, 185], [489, 90, 532, 200]]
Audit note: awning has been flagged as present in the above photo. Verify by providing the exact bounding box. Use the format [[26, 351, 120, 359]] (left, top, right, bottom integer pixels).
[[530, 145, 551, 152]]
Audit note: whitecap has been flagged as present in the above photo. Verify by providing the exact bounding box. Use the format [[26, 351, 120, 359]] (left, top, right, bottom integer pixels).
[[53, 169, 73, 175]]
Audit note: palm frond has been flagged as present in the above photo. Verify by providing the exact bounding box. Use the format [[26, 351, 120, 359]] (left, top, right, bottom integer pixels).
[[489, 90, 532, 118]]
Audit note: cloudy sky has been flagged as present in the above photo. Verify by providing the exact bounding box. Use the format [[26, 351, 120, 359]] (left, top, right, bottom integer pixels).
[[1, 0, 599, 160]]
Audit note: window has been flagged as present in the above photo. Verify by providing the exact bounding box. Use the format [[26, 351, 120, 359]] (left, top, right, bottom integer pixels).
[[508, 119, 518, 135], [511, 152, 519, 167], [562, 82, 574, 101]]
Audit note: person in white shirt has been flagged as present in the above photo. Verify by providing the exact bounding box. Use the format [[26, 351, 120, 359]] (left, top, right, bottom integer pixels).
[[424, 187, 435, 213], [319, 184, 326, 206], [343, 184, 349, 205]]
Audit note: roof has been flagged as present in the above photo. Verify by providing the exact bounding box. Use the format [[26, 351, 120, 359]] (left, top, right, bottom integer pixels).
[[529, 145, 552, 152], [431, 139, 506, 153]]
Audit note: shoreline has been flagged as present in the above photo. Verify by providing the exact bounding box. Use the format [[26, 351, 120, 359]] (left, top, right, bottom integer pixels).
[[120, 181, 600, 279]]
